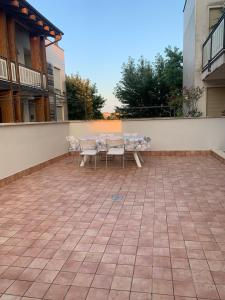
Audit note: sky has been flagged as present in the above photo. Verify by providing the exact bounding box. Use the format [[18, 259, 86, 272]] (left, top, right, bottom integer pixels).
[[29, 0, 184, 112]]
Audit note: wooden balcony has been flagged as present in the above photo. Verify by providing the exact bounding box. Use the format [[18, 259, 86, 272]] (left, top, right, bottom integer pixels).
[[19, 65, 42, 89], [0, 57, 47, 90]]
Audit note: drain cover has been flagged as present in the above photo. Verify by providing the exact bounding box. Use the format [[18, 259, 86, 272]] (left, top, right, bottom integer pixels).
[[111, 194, 124, 201]]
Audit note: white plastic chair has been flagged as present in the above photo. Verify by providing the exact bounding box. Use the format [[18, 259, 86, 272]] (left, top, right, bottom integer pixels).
[[106, 138, 125, 168], [66, 136, 78, 162], [79, 139, 98, 169]]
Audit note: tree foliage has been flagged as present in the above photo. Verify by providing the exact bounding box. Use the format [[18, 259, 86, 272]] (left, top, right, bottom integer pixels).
[[114, 46, 183, 118], [169, 87, 203, 117], [183, 87, 203, 117], [66, 74, 105, 120]]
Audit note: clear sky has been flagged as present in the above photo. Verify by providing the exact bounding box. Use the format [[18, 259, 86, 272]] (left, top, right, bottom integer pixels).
[[29, 0, 184, 112]]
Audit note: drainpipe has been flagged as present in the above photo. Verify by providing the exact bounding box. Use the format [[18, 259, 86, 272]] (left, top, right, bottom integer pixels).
[[45, 34, 62, 47]]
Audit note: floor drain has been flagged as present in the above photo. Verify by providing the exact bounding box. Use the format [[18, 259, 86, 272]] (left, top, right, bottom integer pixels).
[[111, 194, 124, 201]]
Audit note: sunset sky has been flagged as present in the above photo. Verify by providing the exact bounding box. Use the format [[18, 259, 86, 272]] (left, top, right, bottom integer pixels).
[[29, 0, 184, 111]]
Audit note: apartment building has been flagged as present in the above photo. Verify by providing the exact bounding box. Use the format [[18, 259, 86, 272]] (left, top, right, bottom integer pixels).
[[0, 0, 63, 123], [46, 41, 68, 121], [183, 0, 225, 117]]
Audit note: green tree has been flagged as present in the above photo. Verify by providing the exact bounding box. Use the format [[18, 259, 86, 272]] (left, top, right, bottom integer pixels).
[[154, 54, 170, 105], [114, 57, 158, 118], [114, 46, 183, 118], [163, 46, 183, 95], [91, 85, 105, 119], [66, 74, 105, 120]]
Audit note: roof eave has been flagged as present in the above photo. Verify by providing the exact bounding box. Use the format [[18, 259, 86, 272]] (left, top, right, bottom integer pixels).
[[21, 0, 63, 35]]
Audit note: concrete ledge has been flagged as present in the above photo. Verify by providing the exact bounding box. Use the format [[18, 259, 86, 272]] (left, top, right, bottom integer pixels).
[[0, 121, 69, 127], [143, 151, 211, 156], [69, 117, 225, 123], [211, 149, 225, 164], [70, 150, 212, 157], [0, 153, 68, 188]]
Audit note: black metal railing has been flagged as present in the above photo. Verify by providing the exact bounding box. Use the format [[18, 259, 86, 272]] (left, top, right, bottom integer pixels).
[[202, 13, 225, 71], [116, 106, 178, 119]]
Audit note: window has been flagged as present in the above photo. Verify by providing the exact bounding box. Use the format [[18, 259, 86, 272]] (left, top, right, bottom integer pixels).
[[53, 67, 61, 90], [57, 106, 64, 121], [24, 48, 31, 68], [15, 25, 31, 65], [209, 7, 223, 31]]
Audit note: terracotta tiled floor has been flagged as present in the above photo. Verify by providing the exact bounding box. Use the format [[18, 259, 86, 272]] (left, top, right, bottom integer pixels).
[[0, 155, 225, 299]]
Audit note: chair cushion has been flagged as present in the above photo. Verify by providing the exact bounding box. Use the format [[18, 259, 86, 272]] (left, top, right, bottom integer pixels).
[[81, 150, 98, 156], [107, 148, 124, 155]]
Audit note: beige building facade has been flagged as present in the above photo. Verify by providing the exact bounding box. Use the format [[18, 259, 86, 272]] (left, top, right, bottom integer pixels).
[[183, 0, 225, 117], [46, 42, 68, 121]]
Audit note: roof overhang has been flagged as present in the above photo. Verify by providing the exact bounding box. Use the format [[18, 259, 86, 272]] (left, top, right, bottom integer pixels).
[[0, 0, 63, 39]]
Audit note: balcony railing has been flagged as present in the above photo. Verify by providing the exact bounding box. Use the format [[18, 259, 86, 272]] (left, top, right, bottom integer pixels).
[[202, 14, 225, 71], [11, 62, 16, 82], [0, 57, 8, 80], [0, 59, 47, 90], [43, 74, 47, 89], [19, 65, 42, 88]]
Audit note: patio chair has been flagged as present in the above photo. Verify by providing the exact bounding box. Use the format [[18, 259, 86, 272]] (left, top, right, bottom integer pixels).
[[106, 138, 125, 168], [79, 139, 98, 169], [66, 136, 78, 162]]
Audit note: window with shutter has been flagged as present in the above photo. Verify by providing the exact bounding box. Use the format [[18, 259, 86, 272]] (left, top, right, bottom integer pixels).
[[209, 7, 223, 31], [53, 67, 61, 90]]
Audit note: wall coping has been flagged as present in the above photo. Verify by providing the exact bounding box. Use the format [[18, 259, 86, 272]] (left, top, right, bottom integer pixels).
[[69, 117, 225, 123], [0, 117, 225, 127], [212, 149, 225, 159], [0, 121, 69, 127]]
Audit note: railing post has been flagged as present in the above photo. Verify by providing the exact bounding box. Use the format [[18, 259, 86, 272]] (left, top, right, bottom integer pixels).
[[208, 36, 213, 72], [223, 15, 225, 50], [40, 72, 43, 89], [202, 44, 204, 70]]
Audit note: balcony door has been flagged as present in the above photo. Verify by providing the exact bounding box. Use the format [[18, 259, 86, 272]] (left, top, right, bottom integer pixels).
[[56, 106, 64, 121], [15, 25, 32, 68], [23, 99, 36, 122]]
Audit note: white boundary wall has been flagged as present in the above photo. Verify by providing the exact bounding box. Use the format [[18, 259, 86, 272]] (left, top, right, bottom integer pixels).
[[0, 122, 68, 180], [69, 118, 225, 151], [0, 118, 225, 180]]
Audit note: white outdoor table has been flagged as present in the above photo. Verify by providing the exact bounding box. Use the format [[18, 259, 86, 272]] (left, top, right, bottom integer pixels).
[[77, 134, 151, 168]]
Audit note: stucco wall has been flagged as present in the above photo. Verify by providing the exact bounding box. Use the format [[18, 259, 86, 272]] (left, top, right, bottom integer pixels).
[[46, 42, 66, 94], [0, 118, 225, 180], [183, 0, 196, 89], [46, 42, 68, 121], [207, 87, 225, 116], [69, 118, 225, 151], [0, 122, 68, 180], [183, 0, 225, 116]]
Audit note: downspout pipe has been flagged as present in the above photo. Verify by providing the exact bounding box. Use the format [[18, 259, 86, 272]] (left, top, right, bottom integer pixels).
[[45, 34, 62, 47]]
